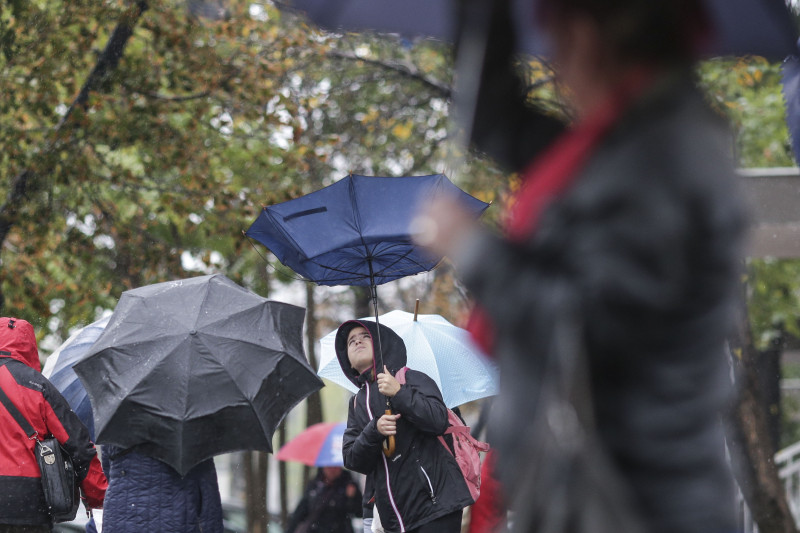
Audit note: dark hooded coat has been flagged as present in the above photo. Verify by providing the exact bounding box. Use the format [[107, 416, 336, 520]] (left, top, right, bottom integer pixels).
[[336, 320, 473, 532], [99, 444, 223, 533]]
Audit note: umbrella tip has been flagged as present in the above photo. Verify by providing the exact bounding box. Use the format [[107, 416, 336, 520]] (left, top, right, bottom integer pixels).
[[414, 299, 420, 321]]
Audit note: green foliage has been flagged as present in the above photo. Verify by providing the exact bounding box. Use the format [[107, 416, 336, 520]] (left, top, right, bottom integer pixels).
[[0, 0, 507, 347], [746, 259, 800, 348], [698, 58, 794, 168]]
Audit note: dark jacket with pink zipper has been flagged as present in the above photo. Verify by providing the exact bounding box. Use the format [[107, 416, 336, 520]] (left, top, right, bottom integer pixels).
[[336, 320, 473, 532]]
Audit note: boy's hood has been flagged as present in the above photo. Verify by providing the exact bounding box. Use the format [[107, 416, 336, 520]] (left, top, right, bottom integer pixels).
[[334, 320, 407, 387], [0, 317, 40, 371]]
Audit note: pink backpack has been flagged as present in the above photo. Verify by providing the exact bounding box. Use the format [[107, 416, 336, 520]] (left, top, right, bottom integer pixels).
[[395, 367, 490, 501]]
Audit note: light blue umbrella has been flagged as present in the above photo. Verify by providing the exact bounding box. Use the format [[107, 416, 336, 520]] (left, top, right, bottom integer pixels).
[[42, 316, 110, 440], [319, 309, 498, 408]]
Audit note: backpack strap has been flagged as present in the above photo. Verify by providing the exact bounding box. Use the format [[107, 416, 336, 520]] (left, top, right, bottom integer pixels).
[[395, 367, 408, 384], [0, 359, 38, 440]]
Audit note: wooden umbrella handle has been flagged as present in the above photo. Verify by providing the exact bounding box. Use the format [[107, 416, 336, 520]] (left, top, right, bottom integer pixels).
[[382, 409, 396, 457]]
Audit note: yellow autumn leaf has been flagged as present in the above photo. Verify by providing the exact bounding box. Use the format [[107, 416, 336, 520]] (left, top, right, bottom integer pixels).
[[392, 122, 413, 140]]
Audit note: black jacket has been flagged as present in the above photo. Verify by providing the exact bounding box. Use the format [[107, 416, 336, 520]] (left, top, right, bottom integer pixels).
[[336, 320, 473, 532], [286, 469, 363, 533], [457, 69, 745, 533]]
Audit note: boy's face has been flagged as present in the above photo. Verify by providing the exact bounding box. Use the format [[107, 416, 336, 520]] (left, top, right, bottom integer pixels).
[[347, 326, 373, 374]]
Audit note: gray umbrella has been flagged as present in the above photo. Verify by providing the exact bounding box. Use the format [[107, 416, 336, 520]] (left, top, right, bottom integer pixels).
[[74, 274, 322, 476]]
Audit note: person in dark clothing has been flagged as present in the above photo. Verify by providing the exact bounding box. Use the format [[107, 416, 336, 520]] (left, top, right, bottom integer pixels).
[[286, 467, 362, 533], [0, 317, 107, 532], [414, 1, 746, 532], [99, 444, 223, 533], [336, 321, 473, 533]]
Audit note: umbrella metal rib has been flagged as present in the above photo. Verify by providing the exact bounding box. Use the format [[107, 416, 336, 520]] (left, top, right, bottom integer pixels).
[[302, 242, 436, 286]]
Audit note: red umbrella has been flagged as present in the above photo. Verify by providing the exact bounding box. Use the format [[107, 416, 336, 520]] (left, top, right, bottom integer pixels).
[[276, 422, 346, 467]]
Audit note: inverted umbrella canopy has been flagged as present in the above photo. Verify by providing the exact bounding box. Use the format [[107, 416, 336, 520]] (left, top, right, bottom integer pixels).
[[42, 316, 110, 441], [246, 174, 489, 287], [319, 310, 499, 408], [276, 421, 346, 467], [281, 0, 797, 60], [74, 274, 323, 476]]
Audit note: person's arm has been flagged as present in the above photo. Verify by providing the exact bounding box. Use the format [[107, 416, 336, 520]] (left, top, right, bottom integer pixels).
[[41, 379, 107, 508], [342, 393, 384, 474], [389, 370, 448, 435]]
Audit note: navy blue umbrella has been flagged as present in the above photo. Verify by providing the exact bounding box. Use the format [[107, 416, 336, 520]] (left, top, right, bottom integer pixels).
[[42, 316, 110, 441], [246, 174, 489, 288], [280, 0, 797, 61], [246, 174, 488, 456]]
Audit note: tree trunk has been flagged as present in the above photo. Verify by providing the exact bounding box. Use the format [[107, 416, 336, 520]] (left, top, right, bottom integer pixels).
[[245, 451, 270, 533], [761, 339, 784, 452], [353, 286, 371, 319], [729, 283, 797, 533], [304, 283, 324, 488]]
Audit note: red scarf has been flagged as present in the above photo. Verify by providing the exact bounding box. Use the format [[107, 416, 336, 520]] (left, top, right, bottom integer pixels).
[[467, 70, 655, 355]]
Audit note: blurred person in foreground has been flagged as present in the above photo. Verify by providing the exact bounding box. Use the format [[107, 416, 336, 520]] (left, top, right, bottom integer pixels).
[[0, 317, 107, 532], [413, 1, 746, 532]]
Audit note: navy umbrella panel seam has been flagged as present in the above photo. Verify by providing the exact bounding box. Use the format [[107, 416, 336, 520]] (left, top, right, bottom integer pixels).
[[349, 175, 372, 282], [264, 206, 316, 275]]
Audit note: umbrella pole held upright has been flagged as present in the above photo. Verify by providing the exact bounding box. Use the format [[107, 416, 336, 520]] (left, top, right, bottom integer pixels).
[[367, 264, 396, 458], [245, 174, 490, 456]]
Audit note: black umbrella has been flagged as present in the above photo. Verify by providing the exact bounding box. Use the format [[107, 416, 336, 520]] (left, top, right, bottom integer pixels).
[[74, 274, 323, 476]]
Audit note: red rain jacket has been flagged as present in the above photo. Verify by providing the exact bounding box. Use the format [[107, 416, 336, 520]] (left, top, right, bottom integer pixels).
[[0, 317, 107, 526]]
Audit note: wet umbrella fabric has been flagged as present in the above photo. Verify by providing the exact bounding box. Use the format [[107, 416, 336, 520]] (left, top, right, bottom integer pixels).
[[276, 422, 346, 467], [74, 274, 323, 476], [42, 316, 110, 441], [319, 310, 499, 408], [245, 174, 489, 287], [280, 0, 796, 61]]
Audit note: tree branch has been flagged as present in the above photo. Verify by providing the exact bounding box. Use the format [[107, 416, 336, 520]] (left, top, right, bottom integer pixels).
[[0, 1, 149, 252], [328, 50, 452, 98]]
